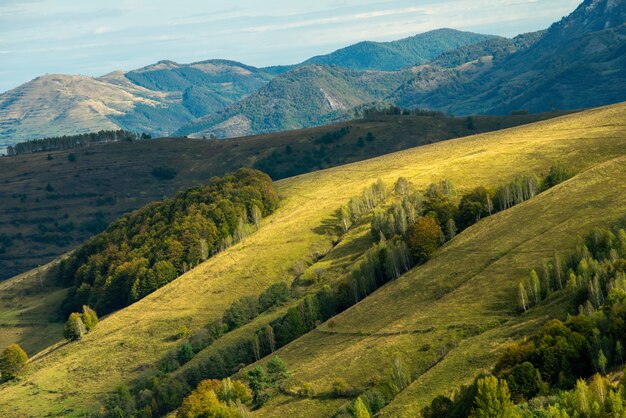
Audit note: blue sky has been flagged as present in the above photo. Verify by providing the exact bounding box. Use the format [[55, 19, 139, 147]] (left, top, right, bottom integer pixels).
[[0, 0, 581, 93]]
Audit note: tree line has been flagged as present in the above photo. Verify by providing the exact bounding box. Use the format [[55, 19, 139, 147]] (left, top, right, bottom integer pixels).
[[57, 168, 279, 317], [422, 221, 626, 417], [6, 130, 150, 156]]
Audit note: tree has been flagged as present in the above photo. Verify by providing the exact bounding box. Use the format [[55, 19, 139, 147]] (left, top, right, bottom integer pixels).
[[0, 344, 28, 380], [544, 163, 573, 189], [597, 350, 607, 374], [81, 305, 98, 331], [258, 282, 290, 311], [354, 397, 371, 418], [470, 376, 517, 418], [457, 187, 493, 229], [267, 356, 290, 389], [518, 282, 528, 312], [406, 216, 443, 263], [178, 342, 194, 365], [64, 312, 86, 340], [422, 395, 453, 418], [177, 384, 240, 418], [506, 362, 544, 402], [246, 366, 269, 406]]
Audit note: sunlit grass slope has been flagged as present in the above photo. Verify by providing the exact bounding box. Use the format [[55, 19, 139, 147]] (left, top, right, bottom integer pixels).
[[0, 102, 625, 416], [0, 259, 66, 356]]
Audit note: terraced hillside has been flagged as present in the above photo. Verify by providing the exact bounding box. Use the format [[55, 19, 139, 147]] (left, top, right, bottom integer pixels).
[[0, 103, 625, 416]]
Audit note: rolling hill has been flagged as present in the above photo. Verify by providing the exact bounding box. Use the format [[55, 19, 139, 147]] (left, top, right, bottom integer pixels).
[[0, 101, 624, 417], [0, 110, 565, 282]]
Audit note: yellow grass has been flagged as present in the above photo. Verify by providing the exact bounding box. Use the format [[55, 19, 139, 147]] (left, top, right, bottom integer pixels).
[[0, 102, 625, 416]]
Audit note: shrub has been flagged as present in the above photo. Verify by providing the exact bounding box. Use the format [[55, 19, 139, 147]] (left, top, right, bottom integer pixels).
[[81, 305, 98, 331], [258, 282, 290, 311], [64, 312, 86, 340], [0, 344, 28, 380], [151, 166, 177, 180]]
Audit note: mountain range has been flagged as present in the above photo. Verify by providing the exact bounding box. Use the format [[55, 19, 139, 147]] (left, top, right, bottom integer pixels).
[[0, 0, 625, 148]]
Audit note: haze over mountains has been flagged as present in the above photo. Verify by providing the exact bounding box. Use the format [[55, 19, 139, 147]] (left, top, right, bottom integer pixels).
[[0, 0, 624, 150]]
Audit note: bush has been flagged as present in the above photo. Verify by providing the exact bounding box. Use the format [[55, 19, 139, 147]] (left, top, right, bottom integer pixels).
[[151, 166, 177, 180], [258, 282, 290, 311], [64, 312, 86, 340], [81, 305, 98, 331], [0, 344, 28, 380]]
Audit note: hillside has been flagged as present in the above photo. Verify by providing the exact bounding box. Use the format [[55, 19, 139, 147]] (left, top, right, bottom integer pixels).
[[0, 31, 492, 146], [393, 0, 626, 114], [0, 61, 274, 148], [175, 65, 410, 138], [0, 110, 567, 282], [0, 102, 624, 416], [302, 29, 494, 71], [0, 74, 171, 152]]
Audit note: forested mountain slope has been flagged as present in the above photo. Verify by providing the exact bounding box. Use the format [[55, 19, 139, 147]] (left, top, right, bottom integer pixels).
[[0, 102, 624, 416], [302, 29, 494, 71], [393, 0, 626, 114]]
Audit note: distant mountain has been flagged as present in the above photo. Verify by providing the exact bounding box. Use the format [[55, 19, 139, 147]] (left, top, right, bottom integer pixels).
[[124, 59, 272, 116], [302, 29, 495, 71], [0, 73, 175, 152], [393, 0, 626, 114], [174, 65, 409, 138], [0, 30, 492, 146], [0, 60, 273, 149], [2, 0, 624, 145]]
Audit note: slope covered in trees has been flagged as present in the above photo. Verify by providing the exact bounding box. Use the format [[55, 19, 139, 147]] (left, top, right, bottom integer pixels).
[[0, 102, 624, 416], [57, 168, 278, 316], [302, 29, 494, 71]]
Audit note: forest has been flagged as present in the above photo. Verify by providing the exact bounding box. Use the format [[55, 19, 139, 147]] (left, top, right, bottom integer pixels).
[[5, 130, 149, 156], [56, 168, 279, 316]]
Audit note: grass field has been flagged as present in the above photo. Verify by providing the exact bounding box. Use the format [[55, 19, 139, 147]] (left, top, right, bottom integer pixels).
[[0, 103, 624, 416]]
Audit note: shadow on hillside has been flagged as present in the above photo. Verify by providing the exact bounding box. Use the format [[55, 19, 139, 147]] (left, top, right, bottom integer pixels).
[[311, 209, 343, 236]]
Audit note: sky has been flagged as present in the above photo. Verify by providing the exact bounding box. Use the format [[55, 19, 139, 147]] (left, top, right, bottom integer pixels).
[[0, 0, 582, 93]]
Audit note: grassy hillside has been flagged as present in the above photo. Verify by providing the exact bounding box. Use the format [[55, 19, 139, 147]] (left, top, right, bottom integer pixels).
[[0, 102, 624, 416], [0, 111, 562, 282]]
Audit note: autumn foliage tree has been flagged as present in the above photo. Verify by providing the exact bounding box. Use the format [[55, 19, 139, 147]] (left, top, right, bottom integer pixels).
[[0, 344, 28, 381], [406, 216, 443, 263]]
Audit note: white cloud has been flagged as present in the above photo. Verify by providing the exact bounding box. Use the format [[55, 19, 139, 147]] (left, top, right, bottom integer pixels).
[[0, 0, 582, 93], [93, 26, 112, 35]]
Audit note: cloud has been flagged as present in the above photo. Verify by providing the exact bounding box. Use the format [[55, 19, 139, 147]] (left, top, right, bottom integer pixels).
[[0, 0, 581, 93], [93, 26, 112, 35]]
